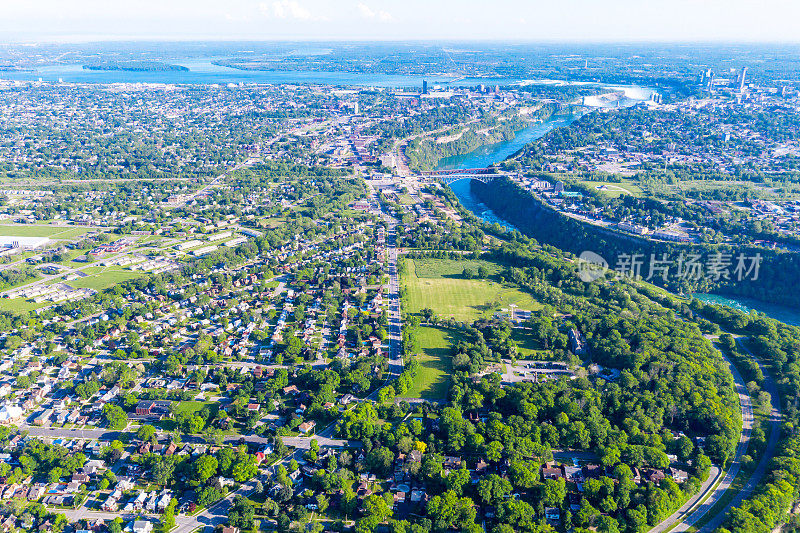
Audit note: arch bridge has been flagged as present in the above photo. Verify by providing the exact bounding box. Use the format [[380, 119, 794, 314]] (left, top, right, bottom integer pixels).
[[419, 167, 506, 186]]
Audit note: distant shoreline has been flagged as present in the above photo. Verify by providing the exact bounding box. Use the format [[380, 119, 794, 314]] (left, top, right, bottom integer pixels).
[[83, 61, 189, 73]]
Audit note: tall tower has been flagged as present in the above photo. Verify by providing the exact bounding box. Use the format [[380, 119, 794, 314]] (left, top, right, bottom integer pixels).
[[422, 80, 428, 94], [739, 67, 748, 92]]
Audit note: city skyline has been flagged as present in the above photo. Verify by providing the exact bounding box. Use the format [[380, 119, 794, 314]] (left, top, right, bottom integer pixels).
[[2, 0, 800, 43]]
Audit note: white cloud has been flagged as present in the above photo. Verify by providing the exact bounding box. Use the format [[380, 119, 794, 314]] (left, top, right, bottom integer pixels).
[[357, 2, 392, 22], [259, 0, 313, 20]]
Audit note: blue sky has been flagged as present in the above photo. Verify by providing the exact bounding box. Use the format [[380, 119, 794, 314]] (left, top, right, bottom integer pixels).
[[1, 0, 799, 42]]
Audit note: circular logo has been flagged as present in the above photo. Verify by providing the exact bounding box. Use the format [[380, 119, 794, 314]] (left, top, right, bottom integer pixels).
[[577, 251, 608, 282]]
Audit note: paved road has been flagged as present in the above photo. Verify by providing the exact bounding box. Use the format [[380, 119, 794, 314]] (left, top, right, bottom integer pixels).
[[280, 435, 355, 449], [174, 417, 349, 533], [41, 194, 406, 532], [384, 219, 404, 376], [650, 338, 754, 533], [689, 337, 781, 533], [650, 333, 780, 533], [366, 207, 404, 401], [172, 473, 263, 533], [173, 418, 348, 533], [56, 510, 156, 523]]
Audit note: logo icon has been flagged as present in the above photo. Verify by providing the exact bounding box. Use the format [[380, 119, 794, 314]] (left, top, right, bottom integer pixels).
[[577, 251, 608, 282]]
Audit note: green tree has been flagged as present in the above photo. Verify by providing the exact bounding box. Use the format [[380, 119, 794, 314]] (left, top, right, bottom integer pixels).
[[231, 453, 258, 482], [356, 494, 393, 533], [152, 458, 175, 486], [137, 424, 157, 443], [194, 455, 219, 483], [446, 467, 471, 496], [228, 495, 256, 530], [477, 474, 512, 506], [542, 478, 567, 508], [102, 404, 128, 430], [426, 490, 476, 530], [158, 498, 177, 533]]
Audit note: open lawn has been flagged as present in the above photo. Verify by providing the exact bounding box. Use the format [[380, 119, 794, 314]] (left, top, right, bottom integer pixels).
[[411, 257, 500, 279], [0, 225, 93, 239], [579, 179, 643, 198], [67, 268, 142, 291], [0, 297, 48, 315], [172, 400, 219, 418], [648, 179, 796, 201], [402, 258, 542, 323], [260, 217, 286, 228], [405, 326, 459, 400], [53, 249, 93, 266], [397, 194, 416, 206], [510, 329, 550, 359], [155, 400, 219, 432]]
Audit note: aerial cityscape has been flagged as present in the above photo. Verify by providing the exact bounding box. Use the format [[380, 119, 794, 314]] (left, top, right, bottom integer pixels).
[[0, 3, 798, 533]]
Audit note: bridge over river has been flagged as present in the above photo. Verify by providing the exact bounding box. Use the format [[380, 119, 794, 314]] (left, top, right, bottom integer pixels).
[[419, 167, 511, 185]]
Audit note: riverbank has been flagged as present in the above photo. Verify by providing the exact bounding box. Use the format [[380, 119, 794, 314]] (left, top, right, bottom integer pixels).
[[438, 107, 800, 321], [692, 293, 800, 327], [409, 104, 561, 171]]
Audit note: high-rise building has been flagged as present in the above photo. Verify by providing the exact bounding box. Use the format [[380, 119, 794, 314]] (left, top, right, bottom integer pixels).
[[422, 80, 428, 94], [739, 67, 748, 92]]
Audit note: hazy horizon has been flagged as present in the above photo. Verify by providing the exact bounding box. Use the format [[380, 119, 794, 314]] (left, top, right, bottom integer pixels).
[[3, 0, 800, 44]]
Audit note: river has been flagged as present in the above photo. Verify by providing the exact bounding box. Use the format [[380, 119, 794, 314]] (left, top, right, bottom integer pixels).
[[436, 97, 800, 326], [0, 59, 666, 94], [692, 293, 800, 326], [436, 110, 585, 231], [0, 59, 587, 88]]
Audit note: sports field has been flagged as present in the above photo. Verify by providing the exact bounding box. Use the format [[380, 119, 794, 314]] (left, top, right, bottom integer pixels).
[[402, 257, 542, 323]]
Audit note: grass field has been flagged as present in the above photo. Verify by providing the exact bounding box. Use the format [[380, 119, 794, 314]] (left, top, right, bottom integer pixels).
[[397, 194, 416, 206], [52, 249, 92, 266], [0, 298, 48, 314], [67, 268, 141, 291], [402, 258, 542, 323], [411, 257, 500, 279], [405, 326, 459, 400], [0, 225, 93, 239], [579, 179, 644, 198], [155, 400, 219, 432], [511, 329, 550, 359], [173, 400, 219, 418]]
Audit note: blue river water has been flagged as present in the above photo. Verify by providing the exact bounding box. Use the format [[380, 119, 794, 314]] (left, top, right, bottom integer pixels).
[[0, 59, 546, 88], [691, 293, 800, 326], [436, 107, 800, 325], [437, 110, 584, 231]]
